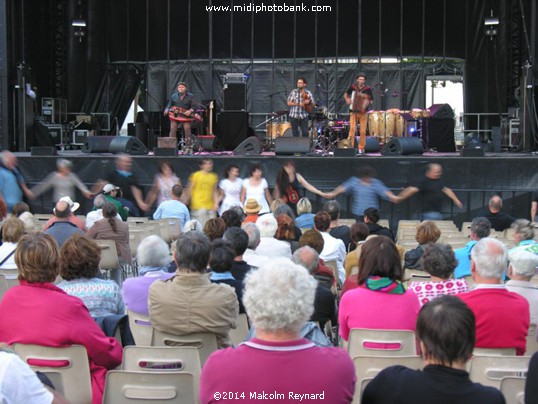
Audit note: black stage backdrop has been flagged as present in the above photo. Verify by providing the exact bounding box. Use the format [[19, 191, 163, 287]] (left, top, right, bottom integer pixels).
[[2, 0, 536, 147]]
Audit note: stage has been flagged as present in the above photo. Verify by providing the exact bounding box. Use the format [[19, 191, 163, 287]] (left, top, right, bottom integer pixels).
[[16, 146, 537, 230]]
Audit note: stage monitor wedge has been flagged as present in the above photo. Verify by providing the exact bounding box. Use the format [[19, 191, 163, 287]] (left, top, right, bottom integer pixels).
[[381, 137, 424, 156], [233, 136, 262, 155], [275, 137, 312, 155]]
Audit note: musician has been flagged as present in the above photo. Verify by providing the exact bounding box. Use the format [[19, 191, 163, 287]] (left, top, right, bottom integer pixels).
[[164, 82, 195, 145], [287, 77, 314, 137], [344, 73, 373, 155]]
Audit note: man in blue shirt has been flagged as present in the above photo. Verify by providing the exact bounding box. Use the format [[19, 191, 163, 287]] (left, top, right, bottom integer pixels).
[[153, 184, 190, 229], [0, 151, 33, 211], [324, 165, 399, 221], [454, 217, 491, 279]]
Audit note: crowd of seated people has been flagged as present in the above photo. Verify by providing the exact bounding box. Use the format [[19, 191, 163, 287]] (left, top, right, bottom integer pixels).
[[1, 156, 538, 403]]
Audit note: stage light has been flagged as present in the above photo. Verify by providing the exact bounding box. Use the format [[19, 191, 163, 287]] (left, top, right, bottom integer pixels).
[[72, 19, 87, 27], [484, 11, 499, 38]]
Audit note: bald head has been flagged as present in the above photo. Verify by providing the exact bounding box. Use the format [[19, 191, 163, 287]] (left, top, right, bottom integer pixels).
[[488, 195, 502, 213], [426, 164, 443, 180], [54, 200, 71, 219], [292, 246, 319, 274]]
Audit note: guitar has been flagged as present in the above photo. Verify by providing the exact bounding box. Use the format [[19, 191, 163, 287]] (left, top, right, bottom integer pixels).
[[168, 106, 203, 123]]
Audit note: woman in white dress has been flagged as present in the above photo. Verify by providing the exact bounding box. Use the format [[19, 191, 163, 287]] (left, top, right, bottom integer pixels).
[[218, 164, 243, 216], [240, 164, 272, 215]]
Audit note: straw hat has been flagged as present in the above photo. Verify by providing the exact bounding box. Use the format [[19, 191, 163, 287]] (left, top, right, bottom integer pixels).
[[244, 198, 261, 214]]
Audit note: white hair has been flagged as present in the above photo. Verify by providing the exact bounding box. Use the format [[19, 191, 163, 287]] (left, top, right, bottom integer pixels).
[[241, 222, 260, 249], [471, 237, 508, 279], [508, 246, 538, 278], [243, 258, 317, 334], [256, 214, 278, 238], [292, 246, 319, 274], [137, 235, 171, 267], [56, 159, 73, 170]]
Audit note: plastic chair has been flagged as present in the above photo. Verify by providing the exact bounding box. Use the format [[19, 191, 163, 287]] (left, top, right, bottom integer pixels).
[[158, 218, 181, 244], [122, 346, 201, 402], [526, 323, 538, 355], [347, 328, 417, 358], [500, 376, 526, 404], [468, 355, 530, 389], [473, 347, 517, 356], [229, 313, 250, 346], [103, 370, 196, 404], [351, 355, 423, 404], [13, 344, 92, 404], [127, 310, 154, 346], [152, 329, 218, 366]]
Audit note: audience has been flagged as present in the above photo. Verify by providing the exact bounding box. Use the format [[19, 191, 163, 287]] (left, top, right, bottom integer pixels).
[[0, 217, 26, 270], [363, 207, 394, 241], [10, 201, 34, 232], [101, 183, 129, 221], [152, 184, 190, 228], [511, 218, 536, 248], [454, 217, 491, 279], [200, 257, 355, 403], [209, 239, 245, 313], [203, 217, 227, 241], [404, 221, 441, 270], [339, 236, 420, 342], [362, 295, 505, 404], [344, 222, 369, 278], [299, 229, 336, 288], [44, 199, 84, 247], [0, 233, 122, 404], [220, 208, 242, 228], [292, 246, 337, 329], [255, 214, 292, 258], [223, 226, 252, 282], [458, 237, 530, 355], [479, 195, 515, 231], [506, 245, 538, 324], [408, 243, 468, 306], [86, 194, 121, 230], [295, 197, 315, 229], [240, 222, 267, 269], [314, 211, 346, 283], [275, 214, 300, 252], [122, 235, 174, 316], [242, 198, 262, 224], [43, 196, 86, 231], [323, 200, 351, 249], [149, 232, 238, 348], [58, 234, 125, 317]]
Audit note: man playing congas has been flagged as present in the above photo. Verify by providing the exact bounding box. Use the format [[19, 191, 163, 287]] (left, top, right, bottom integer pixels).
[[344, 73, 373, 155]]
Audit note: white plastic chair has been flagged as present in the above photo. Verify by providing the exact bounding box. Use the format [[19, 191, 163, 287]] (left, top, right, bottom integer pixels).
[[152, 329, 218, 366], [127, 309, 154, 346], [468, 355, 530, 389], [347, 328, 417, 358]]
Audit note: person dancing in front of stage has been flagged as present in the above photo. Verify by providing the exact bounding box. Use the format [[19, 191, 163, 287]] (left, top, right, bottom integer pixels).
[[344, 73, 373, 155], [287, 77, 314, 137], [164, 82, 196, 147]]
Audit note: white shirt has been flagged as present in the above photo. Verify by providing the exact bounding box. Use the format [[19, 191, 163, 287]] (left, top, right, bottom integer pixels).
[[243, 248, 269, 269], [506, 279, 538, 324], [0, 242, 17, 270], [0, 351, 53, 404], [320, 232, 346, 283], [255, 237, 292, 259], [243, 178, 270, 214], [86, 209, 122, 229], [218, 178, 243, 216]]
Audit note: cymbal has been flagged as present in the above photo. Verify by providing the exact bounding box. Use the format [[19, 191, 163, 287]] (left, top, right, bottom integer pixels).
[[273, 110, 288, 116]]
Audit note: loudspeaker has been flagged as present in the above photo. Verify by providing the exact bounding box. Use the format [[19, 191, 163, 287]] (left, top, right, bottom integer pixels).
[[365, 136, 381, 153], [194, 135, 216, 152], [216, 111, 249, 150], [426, 119, 456, 152], [82, 136, 149, 155], [381, 137, 424, 156], [275, 137, 312, 155], [334, 148, 356, 157], [233, 136, 262, 155], [154, 148, 177, 157], [109, 136, 149, 155], [223, 83, 246, 111], [82, 136, 114, 153], [460, 145, 485, 157], [428, 103, 455, 120], [31, 146, 57, 156]]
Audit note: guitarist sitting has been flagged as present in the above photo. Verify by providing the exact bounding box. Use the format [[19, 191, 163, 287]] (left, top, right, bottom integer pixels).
[[164, 81, 196, 146], [287, 77, 314, 138]]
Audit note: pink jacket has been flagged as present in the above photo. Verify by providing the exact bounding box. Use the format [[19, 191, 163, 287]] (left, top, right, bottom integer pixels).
[[0, 281, 123, 404]]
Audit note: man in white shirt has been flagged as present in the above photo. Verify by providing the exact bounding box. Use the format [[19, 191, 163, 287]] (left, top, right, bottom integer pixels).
[[254, 214, 292, 259], [314, 211, 346, 283]]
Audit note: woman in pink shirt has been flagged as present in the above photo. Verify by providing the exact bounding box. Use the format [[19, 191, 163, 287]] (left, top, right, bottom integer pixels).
[[339, 236, 420, 342]]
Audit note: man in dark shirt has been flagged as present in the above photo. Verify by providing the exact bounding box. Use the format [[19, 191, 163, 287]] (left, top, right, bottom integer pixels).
[[164, 82, 196, 145], [323, 200, 351, 251], [44, 200, 84, 247], [479, 195, 515, 232], [292, 246, 337, 329], [223, 227, 252, 283], [398, 163, 462, 220]]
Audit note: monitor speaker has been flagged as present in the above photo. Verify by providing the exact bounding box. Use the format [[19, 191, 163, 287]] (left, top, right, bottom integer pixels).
[[109, 136, 149, 155], [233, 136, 262, 155], [381, 137, 424, 156], [31, 147, 57, 156], [154, 148, 177, 157], [428, 103, 455, 120], [82, 136, 115, 153], [274, 137, 312, 155], [194, 135, 216, 152]]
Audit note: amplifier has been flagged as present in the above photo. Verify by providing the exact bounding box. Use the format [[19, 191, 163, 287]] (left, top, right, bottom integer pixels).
[[73, 130, 89, 145]]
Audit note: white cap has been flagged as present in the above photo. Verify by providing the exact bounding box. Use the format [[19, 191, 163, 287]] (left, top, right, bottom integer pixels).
[[103, 184, 120, 194], [58, 196, 80, 213]]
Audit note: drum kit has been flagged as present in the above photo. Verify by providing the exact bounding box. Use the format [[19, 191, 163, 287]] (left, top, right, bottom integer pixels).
[[260, 107, 431, 152]]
